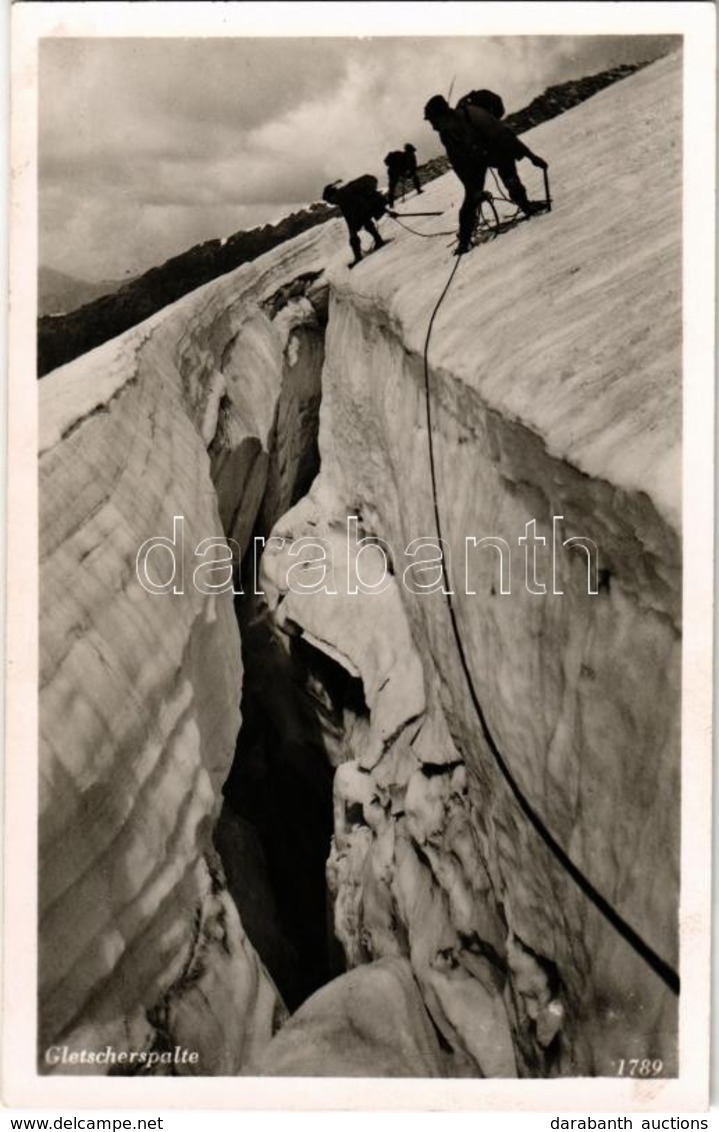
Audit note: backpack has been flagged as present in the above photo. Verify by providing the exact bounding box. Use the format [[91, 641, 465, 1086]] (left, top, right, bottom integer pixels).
[[455, 96, 524, 167], [343, 174, 380, 197], [456, 89, 505, 120], [338, 175, 386, 220]]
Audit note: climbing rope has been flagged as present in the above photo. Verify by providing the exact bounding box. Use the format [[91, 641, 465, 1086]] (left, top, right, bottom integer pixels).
[[421, 248, 680, 997], [391, 184, 517, 247], [487, 167, 520, 209], [392, 168, 550, 246], [390, 214, 456, 239]]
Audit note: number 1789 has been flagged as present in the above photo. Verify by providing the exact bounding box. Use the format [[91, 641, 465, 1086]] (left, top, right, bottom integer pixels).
[[616, 1058, 664, 1077]]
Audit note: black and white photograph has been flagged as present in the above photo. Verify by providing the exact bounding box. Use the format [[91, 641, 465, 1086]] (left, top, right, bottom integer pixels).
[[5, 0, 715, 1112]]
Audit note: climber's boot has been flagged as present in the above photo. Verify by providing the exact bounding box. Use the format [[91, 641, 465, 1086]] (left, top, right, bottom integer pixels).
[[503, 175, 544, 219]]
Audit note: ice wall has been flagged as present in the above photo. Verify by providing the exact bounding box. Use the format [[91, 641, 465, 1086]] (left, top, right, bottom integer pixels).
[[38, 226, 339, 1072], [257, 52, 681, 1076]]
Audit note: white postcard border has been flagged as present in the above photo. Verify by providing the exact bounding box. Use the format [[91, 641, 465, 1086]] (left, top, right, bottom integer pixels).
[[5, 1, 715, 1111]]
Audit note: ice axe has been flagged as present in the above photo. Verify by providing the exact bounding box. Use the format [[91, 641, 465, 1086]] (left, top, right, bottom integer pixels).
[[543, 167, 552, 212], [388, 209, 444, 218]]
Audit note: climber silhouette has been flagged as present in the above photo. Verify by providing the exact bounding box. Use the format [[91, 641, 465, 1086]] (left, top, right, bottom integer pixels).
[[322, 176, 389, 267], [383, 144, 423, 207], [423, 93, 548, 254]]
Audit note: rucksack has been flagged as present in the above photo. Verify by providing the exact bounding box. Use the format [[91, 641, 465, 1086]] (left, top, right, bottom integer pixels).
[[343, 174, 380, 197], [338, 174, 386, 220], [456, 89, 505, 120], [455, 95, 524, 166]]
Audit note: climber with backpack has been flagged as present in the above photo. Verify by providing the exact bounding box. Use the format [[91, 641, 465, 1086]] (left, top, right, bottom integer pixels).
[[384, 143, 423, 207], [322, 175, 392, 268], [423, 92, 548, 254]]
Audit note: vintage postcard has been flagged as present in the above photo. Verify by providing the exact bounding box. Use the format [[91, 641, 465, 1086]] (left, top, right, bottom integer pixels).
[[5, 0, 715, 1112]]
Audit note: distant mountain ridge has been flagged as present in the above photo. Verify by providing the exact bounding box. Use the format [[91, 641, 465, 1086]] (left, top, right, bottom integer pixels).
[[37, 204, 336, 376], [38, 266, 133, 318], [37, 60, 653, 377]]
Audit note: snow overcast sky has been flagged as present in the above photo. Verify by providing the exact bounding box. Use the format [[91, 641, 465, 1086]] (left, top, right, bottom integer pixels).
[[39, 34, 676, 281]]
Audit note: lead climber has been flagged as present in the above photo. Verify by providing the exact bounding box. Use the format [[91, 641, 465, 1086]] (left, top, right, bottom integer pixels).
[[322, 175, 391, 267], [384, 143, 423, 207], [423, 93, 548, 254]]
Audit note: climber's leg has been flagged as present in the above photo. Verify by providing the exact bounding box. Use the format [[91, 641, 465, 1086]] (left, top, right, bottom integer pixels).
[[457, 169, 487, 252], [348, 228, 363, 264], [387, 172, 399, 209], [364, 220, 386, 250], [496, 161, 543, 216]]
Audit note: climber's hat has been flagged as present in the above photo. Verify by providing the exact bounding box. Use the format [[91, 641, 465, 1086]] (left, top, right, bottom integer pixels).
[[322, 180, 343, 203], [424, 94, 450, 121]]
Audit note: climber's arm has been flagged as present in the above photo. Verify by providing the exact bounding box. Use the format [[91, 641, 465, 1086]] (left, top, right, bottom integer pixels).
[[512, 135, 548, 168]]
